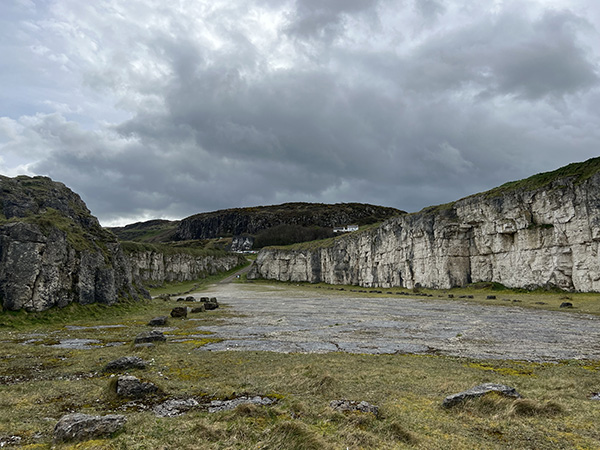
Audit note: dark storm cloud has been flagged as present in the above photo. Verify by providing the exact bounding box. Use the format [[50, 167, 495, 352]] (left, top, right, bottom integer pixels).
[[1, 0, 600, 225]]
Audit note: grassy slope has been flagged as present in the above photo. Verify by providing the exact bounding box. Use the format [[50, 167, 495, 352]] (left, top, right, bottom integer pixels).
[[0, 280, 599, 449]]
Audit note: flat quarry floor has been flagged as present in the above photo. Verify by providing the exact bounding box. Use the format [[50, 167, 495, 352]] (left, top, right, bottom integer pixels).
[[194, 282, 600, 362]]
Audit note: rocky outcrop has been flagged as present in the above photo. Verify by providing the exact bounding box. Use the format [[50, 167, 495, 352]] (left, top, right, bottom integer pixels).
[[230, 235, 254, 252], [0, 175, 148, 311], [126, 250, 245, 283], [249, 158, 600, 292]]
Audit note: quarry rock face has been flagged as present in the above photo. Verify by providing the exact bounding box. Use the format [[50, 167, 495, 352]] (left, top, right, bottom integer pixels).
[[0, 175, 149, 311], [127, 250, 244, 284], [249, 164, 600, 292]]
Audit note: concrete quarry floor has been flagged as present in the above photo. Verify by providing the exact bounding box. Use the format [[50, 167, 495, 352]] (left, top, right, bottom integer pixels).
[[193, 282, 600, 362]]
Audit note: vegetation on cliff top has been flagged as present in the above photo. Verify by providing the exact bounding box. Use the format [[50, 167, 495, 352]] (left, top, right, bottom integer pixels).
[[419, 156, 600, 216], [108, 219, 178, 243], [120, 240, 234, 257]]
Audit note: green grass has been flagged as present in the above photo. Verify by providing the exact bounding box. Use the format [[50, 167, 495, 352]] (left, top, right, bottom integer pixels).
[[0, 326, 599, 448], [147, 263, 250, 297], [0, 279, 600, 448]]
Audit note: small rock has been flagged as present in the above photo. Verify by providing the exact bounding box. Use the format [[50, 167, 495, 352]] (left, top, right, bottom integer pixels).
[[191, 305, 206, 313], [0, 436, 22, 447], [486, 295, 496, 300], [442, 383, 521, 408], [147, 316, 168, 326], [204, 302, 219, 310], [103, 356, 147, 373], [116, 375, 160, 398], [170, 307, 188, 318], [200, 297, 209, 302], [330, 399, 379, 416], [53, 413, 126, 443], [535, 302, 547, 305], [134, 342, 155, 349], [134, 330, 166, 344], [186, 296, 195, 302], [448, 294, 454, 298], [560, 302, 574, 308], [176, 297, 186, 302], [153, 398, 199, 417], [591, 392, 600, 401]]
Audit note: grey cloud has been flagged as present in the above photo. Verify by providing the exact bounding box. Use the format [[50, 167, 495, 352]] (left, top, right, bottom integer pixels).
[[2, 0, 600, 225], [402, 9, 599, 99], [285, 0, 379, 39]]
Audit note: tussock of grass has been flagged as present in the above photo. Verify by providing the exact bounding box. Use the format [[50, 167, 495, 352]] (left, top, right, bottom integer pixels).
[[261, 420, 331, 450], [508, 399, 564, 417]]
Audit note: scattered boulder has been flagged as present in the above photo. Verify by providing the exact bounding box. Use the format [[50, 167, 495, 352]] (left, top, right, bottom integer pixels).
[[186, 296, 195, 302], [176, 297, 186, 302], [330, 399, 379, 416], [147, 316, 168, 326], [53, 413, 126, 443], [116, 375, 160, 398], [442, 383, 521, 408], [103, 356, 147, 373], [153, 398, 200, 417], [170, 307, 188, 318], [560, 302, 574, 308], [134, 330, 166, 344], [204, 302, 219, 311], [448, 294, 454, 298], [208, 396, 276, 413], [191, 305, 206, 313], [486, 295, 496, 300], [200, 297, 209, 302], [591, 392, 600, 401]]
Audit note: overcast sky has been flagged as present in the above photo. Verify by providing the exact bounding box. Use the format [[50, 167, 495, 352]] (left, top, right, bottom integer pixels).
[[1, 0, 600, 226]]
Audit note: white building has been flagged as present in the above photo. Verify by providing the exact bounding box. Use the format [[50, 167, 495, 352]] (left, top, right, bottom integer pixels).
[[333, 224, 359, 233]]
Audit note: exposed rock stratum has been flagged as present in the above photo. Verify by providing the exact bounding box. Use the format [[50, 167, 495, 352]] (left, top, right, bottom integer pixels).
[[249, 158, 600, 292], [0, 175, 148, 311]]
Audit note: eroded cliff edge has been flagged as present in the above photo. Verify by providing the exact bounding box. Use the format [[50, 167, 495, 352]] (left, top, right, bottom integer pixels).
[[249, 158, 600, 292], [0, 175, 149, 311]]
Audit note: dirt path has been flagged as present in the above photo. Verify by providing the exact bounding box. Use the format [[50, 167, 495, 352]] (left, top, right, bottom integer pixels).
[[218, 262, 254, 284], [191, 282, 600, 362]]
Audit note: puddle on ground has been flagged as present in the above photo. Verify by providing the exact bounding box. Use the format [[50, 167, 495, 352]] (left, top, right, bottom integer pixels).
[[65, 325, 127, 331], [50, 339, 126, 349]]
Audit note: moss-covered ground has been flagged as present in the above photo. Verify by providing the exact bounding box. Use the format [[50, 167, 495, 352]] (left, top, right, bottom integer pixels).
[[0, 277, 599, 449]]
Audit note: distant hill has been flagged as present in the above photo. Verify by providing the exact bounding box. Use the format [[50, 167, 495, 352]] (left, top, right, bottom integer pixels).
[[109, 202, 404, 249], [108, 219, 178, 243]]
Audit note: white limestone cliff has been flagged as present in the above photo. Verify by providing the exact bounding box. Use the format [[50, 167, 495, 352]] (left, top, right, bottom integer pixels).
[[249, 162, 600, 292]]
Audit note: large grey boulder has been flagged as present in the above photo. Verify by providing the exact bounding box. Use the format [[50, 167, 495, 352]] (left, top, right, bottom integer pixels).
[[53, 413, 126, 443], [442, 383, 521, 408], [170, 307, 188, 318], [134, 330, 166, 344], [147, 316, 168, 326], [103, 356, 147, 373], [115, 375, 160, 398]]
